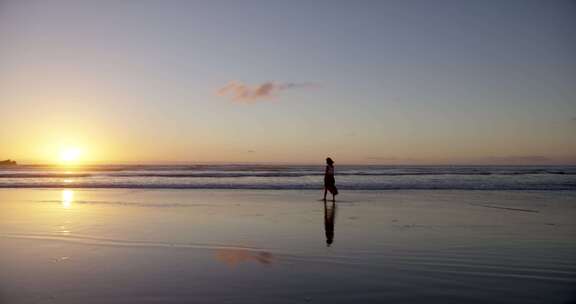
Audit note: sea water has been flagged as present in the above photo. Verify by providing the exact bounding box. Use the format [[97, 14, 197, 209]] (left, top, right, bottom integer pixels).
[[0, 164, 575, 190]]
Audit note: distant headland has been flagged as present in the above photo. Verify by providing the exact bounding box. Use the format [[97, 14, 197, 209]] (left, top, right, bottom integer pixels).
[[0, 159, 17, 166]]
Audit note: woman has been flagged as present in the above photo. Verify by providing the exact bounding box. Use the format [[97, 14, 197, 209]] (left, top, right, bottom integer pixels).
[[323, 157, 338, 202]]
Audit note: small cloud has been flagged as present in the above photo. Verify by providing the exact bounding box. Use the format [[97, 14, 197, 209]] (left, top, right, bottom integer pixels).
[[365, 156, 398, 161], [365, 156, 422, 164], [485, 155, 550, 163], [344, 131, 357, 137], [247, 150, 256, 153], [217, 81, 318, 103]]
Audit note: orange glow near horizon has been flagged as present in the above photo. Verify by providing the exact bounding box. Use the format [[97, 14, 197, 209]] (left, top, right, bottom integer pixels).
[[59, 147, 82, 165]]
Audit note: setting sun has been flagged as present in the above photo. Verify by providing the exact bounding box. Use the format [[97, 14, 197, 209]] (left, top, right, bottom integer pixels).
[[59, 148, 82, 164]]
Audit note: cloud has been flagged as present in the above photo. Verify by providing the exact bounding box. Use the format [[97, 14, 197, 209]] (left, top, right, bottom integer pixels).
[[365, 156, 420, 163], [365, 156, 400, 161], [217, 81, 317, 103], [484, 155, 550, 163], [364, 156, 424, 164]]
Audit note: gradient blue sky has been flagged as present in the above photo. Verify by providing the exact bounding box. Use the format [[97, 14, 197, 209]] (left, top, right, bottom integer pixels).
[[1, 0, 575, 164]]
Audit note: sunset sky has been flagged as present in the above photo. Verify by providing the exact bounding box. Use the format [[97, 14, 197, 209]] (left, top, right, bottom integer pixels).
[[1, 0, 575, 164]]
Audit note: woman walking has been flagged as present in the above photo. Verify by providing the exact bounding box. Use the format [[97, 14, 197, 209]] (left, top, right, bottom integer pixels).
[[323, 157, 338, 202]]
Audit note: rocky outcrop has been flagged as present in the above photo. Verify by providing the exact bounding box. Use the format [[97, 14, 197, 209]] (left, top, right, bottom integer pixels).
[[0, 159, 17, 166]]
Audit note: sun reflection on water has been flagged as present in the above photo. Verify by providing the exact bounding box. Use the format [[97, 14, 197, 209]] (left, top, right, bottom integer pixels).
[[62, 189, 74, 209]]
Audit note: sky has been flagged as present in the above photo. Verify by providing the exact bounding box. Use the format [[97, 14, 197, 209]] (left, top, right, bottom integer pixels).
[[1, 0, 575, 165]]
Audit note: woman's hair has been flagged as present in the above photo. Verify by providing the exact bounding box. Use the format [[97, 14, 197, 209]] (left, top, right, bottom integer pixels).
[[326, 157, 334, 165]]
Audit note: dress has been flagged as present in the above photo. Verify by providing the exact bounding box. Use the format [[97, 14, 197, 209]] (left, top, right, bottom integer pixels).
[[324, 165, 338, 195]]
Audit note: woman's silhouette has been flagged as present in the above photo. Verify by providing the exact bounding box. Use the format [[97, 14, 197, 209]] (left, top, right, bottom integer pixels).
[[323, 157, 338, 202]]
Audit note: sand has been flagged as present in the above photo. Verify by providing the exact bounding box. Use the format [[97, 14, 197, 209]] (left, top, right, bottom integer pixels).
[[1, 189, 575, 303]]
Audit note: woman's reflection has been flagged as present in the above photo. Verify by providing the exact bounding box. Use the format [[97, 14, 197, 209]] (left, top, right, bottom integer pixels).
[[324, 200, 336, 247]]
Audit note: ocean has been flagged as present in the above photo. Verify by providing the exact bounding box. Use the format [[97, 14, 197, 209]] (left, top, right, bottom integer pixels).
[[1, 166, 575, 303], [1, 164, 575, 190]]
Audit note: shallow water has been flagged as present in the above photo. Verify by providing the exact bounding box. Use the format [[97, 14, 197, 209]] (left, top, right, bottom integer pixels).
[[1, 189, 575, 303], [1, 165, 575, 190]]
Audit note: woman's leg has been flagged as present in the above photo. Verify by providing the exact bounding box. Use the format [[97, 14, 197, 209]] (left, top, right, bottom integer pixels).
[[323, 188, 327, 200]]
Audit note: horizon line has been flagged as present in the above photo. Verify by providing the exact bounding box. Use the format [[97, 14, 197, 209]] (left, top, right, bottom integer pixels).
[[6, 162, 576, 167]]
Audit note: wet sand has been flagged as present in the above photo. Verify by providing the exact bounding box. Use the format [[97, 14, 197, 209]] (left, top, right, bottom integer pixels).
[[1, 189, 575, 303]]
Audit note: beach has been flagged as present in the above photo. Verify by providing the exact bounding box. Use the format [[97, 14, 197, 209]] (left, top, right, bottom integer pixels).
[[3, 0, 575, 302], [1, 188, 575, 303]]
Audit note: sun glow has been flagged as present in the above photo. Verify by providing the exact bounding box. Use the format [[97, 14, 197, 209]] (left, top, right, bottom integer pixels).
[[59, 148, 82, 164]]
